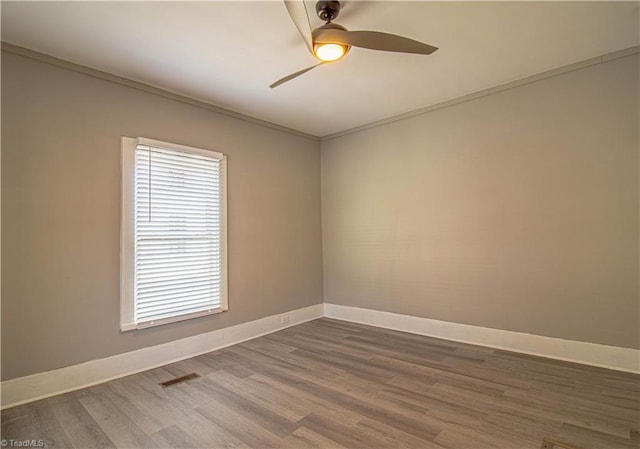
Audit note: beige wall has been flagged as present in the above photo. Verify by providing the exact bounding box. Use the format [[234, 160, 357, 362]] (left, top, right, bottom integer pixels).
[[322, 55, 640, 349], [1, 52, 323, 380], [3, 49, 638, 383]]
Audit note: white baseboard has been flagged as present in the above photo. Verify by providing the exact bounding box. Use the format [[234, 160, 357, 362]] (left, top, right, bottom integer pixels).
[[1, 304, 324, 409], [324, 303, 640, 374], [3, 302, 638, 409]]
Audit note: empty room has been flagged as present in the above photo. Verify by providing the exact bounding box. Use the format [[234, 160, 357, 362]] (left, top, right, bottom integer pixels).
[[1, 1, 638, 448]]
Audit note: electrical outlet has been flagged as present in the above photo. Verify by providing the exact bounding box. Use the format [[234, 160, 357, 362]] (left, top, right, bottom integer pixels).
[[280, 315, 291, 325]]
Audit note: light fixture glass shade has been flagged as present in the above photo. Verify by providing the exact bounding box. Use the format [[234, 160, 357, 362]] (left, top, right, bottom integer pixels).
[[314, 43, 347, 61]]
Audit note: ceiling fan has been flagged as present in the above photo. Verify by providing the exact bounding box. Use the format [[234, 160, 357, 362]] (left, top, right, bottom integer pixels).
[[270, 0, 438, 88]]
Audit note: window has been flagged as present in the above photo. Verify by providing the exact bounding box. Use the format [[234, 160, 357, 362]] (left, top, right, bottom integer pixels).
[[120, 137, 227, 331]]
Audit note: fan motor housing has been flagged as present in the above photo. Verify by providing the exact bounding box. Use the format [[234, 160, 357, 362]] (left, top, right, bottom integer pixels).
[[316, 1, 341, 22]]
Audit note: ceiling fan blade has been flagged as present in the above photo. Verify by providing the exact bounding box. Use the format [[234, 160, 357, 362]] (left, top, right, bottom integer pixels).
[[284, 0, 314, 54], [270, 63, 324, 88], [314, 29, 438, 55]]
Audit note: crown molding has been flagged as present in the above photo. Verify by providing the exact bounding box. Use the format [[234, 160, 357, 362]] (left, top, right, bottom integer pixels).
[[2, 42, 638, 142], [1, 42, 320, 142], [321, 45, 640, 141]]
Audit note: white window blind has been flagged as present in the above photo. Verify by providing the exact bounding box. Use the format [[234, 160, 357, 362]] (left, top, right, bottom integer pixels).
[[121, 137, 227, 331]]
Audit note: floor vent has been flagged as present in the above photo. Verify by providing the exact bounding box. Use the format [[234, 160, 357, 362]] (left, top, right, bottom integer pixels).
[[159, 372, 200, 387], [540, 437, 584, 449]]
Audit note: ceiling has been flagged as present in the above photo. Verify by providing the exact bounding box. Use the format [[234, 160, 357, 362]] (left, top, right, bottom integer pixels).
[[2, 1, 638, 137]]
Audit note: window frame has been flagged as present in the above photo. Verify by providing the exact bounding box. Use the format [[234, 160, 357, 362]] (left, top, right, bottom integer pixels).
[[120, 136, 228, 332]]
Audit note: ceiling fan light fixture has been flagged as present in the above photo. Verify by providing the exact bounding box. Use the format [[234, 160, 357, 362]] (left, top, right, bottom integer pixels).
[[271, 0, 438, 88], [314, 43, 348, 61]]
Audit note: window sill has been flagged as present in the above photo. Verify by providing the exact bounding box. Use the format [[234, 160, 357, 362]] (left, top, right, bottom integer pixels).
[[120, 305, 228, 332]]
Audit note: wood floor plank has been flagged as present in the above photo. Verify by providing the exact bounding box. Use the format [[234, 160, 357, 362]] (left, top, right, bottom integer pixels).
[[78, 389, 156, 448], [171, 406, 249, 449], [1, 400, 73, 448], [281, 426, 349, 449], [207, 369, 311, 422], [150, 424, 201, 449], [555, 422, 639, 449], [194, 373, 300, 438], [247, 373, 363, 428], [298, 413, 396, 449], [2, 318, 638, 449], [47, 396, 116, 449], [195, 397, 283, 448], [434, 427, 522, 449], [102, 382, 168, 435], [353, 417, 448, 449]]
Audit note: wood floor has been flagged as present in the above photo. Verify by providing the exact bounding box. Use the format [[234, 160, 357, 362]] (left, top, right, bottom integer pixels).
[[2, 318, 639, 448]]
